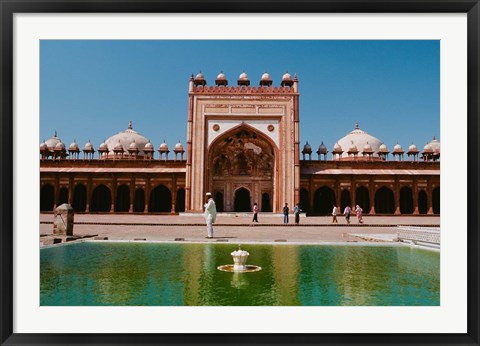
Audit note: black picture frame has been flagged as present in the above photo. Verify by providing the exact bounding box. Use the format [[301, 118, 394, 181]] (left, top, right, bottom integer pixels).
[[1, 1, 479, 345]]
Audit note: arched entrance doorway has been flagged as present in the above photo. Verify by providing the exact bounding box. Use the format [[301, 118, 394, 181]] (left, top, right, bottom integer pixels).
[[133, 188, 145, 212], [234, 188, 251, 212], [214, 192, 224, 212], [175, 188, 185, 212], [115, 185, 130, 212], [340, 189, 351, 211], [418, 190, 428, 214], [40, 184, 54, 211], [91, 184, 111, 212], [355, 186, 370, 213], [400, 186, 414, 214], [261, 192, 271, 212], [374, 186, 395, 214], [208, 125, 276, 212], [313, 186, 335, 215], [72, 184, 87, 212], [58, 187, 69, 206], [300, 188, 310, 214], [149, 185, 172, 212], [432, 187, 440, 214]]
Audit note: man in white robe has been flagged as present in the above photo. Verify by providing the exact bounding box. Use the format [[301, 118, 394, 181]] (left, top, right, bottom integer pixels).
[[204, 192, 217, 238]]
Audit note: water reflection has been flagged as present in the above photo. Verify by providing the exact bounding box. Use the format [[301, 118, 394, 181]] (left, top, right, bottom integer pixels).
[[40, 243, 439, 306]]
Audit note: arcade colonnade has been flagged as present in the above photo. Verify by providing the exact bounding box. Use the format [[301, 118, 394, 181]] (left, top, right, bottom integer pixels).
[[40, 172, 186, 213], [299, 176, 440, 215]]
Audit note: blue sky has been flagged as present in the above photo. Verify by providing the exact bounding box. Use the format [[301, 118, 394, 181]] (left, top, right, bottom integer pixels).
[[40, 40, 439, 153]]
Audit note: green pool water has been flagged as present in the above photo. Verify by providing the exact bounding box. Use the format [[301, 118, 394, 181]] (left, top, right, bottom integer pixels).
[[40, 242, 440, 306]]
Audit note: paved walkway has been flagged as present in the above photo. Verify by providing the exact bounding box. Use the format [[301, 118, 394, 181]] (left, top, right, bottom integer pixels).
[[40, 213, 439, 245]]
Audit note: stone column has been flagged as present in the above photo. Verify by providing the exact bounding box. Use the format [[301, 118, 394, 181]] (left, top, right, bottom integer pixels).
[[145, 176, 150, 213], [111, 176, 117, 212], [394, 179, 401, 215], [171, 174, 177, 214], [129, 176, 135, 213], [412, 178, 419, 215], [369, 179, 375, 214], [86, 175, 92, 213], [427, 177, 433, 214], [68, 176, 74, 205], [54, 175, 59, 210]]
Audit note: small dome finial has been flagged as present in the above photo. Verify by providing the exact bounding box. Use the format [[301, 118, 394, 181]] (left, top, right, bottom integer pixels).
[[128, 120, 132, 129], [355, 121, 359, 129], [54, 130, 57, 137]]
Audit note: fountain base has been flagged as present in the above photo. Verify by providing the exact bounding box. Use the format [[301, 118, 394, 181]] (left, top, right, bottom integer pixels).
[[217, 264, 262, 273]]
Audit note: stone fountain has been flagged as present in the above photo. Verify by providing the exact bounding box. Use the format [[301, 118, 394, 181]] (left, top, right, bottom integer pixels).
[[217, 245, 262, 273]]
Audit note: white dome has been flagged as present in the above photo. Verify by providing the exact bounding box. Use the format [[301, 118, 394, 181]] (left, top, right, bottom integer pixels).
[[423, 143, 433, 152], [393, 143, 404, 153], [104, 121, 149, 156], [363, 142, 373, 152], [84, 140, 94, 151], [261, 72, 271, 80], [303, 141, 312, 152], [129, 140, 139, 150], [239, 71, 248, 80], [159, 140, 169, 151], [317, 142, 328, 154], [282, 72, 292, 81], [174, 141, 184, 151], [68, 140, 79, 151], [428, 136, 440, 153], [333, 142, 343, 152], [40, 141, 48, 151], [335, 122, 383, 158], [217, 72, 226, 79], [144, 141, 154, 150], [378, 143, 389, 153], [348, 141, 358, 152], [54, 141, 65, 150], [195, 71, 204, 79], [99, 141, 108, 150], [408, 143, 419, 152], [113, 140, 124, 152], [45, 132, 61, 150]]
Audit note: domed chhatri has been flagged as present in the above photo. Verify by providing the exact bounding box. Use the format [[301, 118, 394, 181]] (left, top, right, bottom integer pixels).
[[68, 140, 80, 160], [158, 140, 170, 161], [104, 121, 150, 158], [237, 71, 250, 86], [215, 71, 228, 86], [259, 71, 272, 86], [316, 141, 328, 160], [193, 71, 206, 86], [334, 121, 383, 159], [302, 141, 312, 160], [44, 131, 61, 152], [281, 71, 293, 87]]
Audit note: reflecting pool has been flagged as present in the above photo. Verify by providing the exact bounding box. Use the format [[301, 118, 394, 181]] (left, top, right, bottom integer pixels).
[[40, 242, 439, 306]]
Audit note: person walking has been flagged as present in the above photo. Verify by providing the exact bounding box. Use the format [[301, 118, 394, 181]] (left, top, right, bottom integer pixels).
[[343, 205, 352, 224], [283, 203, 289, 224], [355, 205, 364, 223], [294, 203, 302, 225], [332, 205, 338, 223], [204, 192, 217, 238], [252, 202, 259, 223]]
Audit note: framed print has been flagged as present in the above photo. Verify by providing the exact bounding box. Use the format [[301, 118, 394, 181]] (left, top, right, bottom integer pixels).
[[1, 1, 479, 345]]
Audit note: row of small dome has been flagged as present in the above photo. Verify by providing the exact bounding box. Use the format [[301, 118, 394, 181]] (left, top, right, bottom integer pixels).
[[40, 122, 184, 157], [301, 122, 440, 158], [192, 71, 298, 87]]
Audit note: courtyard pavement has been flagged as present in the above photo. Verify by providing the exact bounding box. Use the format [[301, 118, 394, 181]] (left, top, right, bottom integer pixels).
[[40, 213, 440, 245]]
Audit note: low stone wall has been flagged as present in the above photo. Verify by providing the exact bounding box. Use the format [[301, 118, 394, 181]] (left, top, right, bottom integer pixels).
[[397, 226, 440, 248]]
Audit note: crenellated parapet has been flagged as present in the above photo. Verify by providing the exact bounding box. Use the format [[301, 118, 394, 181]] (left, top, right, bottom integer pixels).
[[192, 85, 297, 94]]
